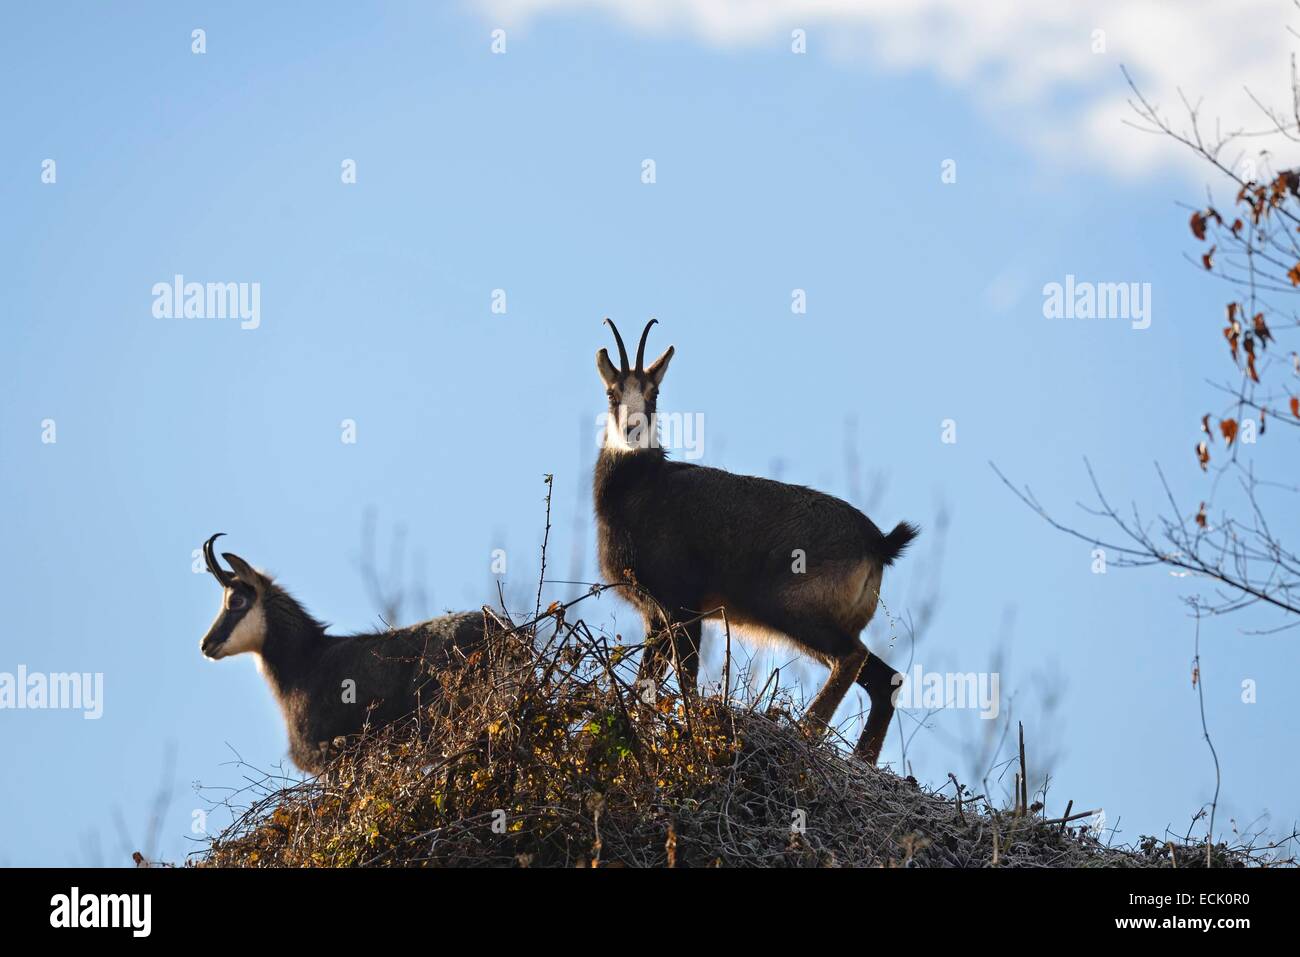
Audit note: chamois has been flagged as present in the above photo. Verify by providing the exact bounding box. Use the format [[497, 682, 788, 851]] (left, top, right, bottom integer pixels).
[[593, 320, 918, 765], [198, 534, 485, 773]]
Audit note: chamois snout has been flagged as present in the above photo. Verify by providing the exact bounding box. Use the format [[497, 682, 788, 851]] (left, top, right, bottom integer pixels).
[[199, 533, 269, 660]]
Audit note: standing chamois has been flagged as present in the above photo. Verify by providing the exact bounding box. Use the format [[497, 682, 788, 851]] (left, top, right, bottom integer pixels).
[[198, 534, 485, 773], [593, 320, 918, 764]]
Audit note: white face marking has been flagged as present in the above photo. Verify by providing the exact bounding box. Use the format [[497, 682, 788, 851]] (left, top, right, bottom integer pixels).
[[209, 603, 267, 659], [605, 382, 653, 452]]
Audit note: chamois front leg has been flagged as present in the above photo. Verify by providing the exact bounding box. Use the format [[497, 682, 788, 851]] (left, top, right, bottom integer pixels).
[[635, 614, 701, 697], [635, 614, 672, 688], [669, 617, 702, 696]]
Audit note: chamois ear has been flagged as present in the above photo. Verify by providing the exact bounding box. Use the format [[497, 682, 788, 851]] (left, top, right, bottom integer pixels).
[[645, 345, 674, 386], [222, 552, 269, 591], [596, 348, 620, 387]]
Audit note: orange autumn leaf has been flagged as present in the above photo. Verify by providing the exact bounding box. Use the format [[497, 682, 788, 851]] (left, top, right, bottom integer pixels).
[[1200, 413, 1213, 440], [1219, 418, 1238, 445], [1226, 302, 1238, 322], [1202, 246, 1216, 270], [1190, 210, 1208, 240], [1196, 440, 1210, 471], [1195, 502, 1207, 528], [1231, 218, 1244, 235], [1289, 262, 1300, 286], [1291, 396, 1300, 418]]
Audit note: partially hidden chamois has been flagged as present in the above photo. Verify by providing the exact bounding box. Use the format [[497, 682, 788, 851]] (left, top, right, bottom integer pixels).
[[593, 320, 918, 765], [198, 534, 485, 773]]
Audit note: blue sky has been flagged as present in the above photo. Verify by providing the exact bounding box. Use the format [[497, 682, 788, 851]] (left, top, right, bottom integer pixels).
[[1, 1, 1296, 865]]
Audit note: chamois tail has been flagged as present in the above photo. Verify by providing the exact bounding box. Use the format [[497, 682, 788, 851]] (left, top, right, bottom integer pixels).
[[875, 521, 920, 567]]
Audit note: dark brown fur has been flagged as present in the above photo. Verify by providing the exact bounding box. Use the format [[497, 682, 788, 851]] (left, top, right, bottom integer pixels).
[[594, 321, 917, 763], [201, 551, 484, 774], [252, 589, 484, 773]]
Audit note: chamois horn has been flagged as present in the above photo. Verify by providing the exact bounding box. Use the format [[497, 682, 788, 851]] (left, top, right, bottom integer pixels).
[[635, 318, 658, 372], [604, 318, 630, 372], [203, 533, 235, 587]]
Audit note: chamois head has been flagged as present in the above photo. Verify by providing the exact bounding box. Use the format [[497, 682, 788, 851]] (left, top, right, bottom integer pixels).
[[596, 318, 674, 452], [199, 533, 271, 660]]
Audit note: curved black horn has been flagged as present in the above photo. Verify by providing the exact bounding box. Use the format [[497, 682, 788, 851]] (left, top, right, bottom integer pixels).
[[204, 533, 234, 586], [635, 318, 658, 372], [604, 318, 630, 372]]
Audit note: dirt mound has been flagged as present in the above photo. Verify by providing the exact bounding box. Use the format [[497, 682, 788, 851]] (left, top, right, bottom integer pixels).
[[202, 606, 1269, 868]]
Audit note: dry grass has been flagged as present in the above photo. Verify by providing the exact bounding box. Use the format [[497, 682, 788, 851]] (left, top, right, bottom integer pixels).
[[201, 597, 1290, 868]]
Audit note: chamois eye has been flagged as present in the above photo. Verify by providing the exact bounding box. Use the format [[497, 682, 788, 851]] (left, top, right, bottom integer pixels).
[[228, 593, 248, 611]]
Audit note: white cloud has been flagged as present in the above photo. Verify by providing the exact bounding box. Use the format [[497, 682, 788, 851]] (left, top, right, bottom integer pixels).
[[477, 0, 1300, 181]]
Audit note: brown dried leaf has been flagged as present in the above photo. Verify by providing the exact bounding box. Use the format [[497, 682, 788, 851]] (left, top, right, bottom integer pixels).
[[1223, 320, 1241, 363], [1244, 337, 1260, 382], [1253, 312, 1272, 346]]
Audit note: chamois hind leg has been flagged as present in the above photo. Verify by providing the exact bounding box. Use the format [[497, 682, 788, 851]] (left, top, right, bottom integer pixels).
[[728, 601, 867, 737], [800, 638, 868, 734], [854, 651, 902, 766], [758, 615, 869, 736]]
